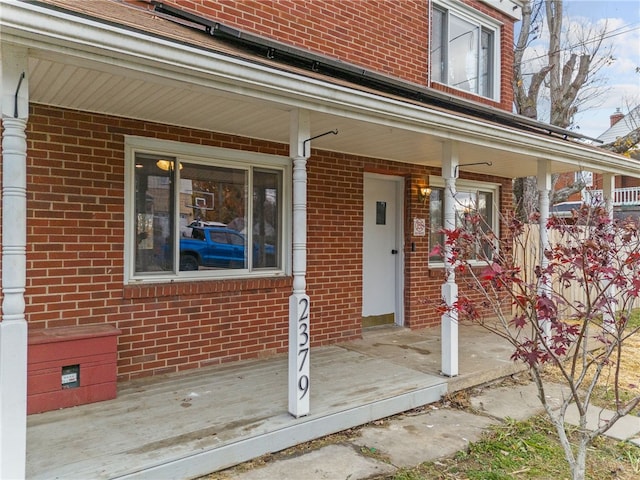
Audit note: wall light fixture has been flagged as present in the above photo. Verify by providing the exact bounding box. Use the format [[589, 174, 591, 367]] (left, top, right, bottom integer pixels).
[[417, 182, 431, 204]]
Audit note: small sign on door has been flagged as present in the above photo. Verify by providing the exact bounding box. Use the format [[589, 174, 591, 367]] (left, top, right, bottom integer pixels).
[[413, 218, 426, 236], [376, 201, 387, 225]]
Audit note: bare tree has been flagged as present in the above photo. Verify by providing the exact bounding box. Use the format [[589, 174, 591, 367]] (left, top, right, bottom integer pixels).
[[546, 1, 611, 128], [513, 0, 550, 120], [513, 0, 619, 217], [514, 0, 612, 127]]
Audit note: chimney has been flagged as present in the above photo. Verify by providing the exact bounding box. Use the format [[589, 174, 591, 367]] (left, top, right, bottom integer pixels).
[[610, 107, 624, 127]]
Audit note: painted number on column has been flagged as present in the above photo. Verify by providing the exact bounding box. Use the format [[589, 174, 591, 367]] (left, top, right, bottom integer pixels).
[[297, 297, 310, 400]]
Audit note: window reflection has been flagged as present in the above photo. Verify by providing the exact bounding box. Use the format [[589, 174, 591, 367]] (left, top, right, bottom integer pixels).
[[479, 29, 494, 97], [429, 187, 495, 262], [134, 153, 282, 275], [449, 15, 478, 93], [134, 154, 174, 273], [431, 7, 445, 83], [429, 188, 444, 262], [430, 5, 496, 98], [253, 169, 280, 268], [180, 163, 247, 230]]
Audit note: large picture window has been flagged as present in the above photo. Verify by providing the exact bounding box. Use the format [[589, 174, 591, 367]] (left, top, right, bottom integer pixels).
[[126, 137, 289, 282], [429, 179, 499, 265], [430, 2, 499, 99]]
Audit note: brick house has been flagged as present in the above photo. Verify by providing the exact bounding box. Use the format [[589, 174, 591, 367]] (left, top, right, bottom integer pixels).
[[2, 0, 640, 477]]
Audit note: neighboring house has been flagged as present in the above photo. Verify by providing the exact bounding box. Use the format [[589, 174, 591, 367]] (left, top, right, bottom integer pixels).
[[599, 106, 640, 155], [584, 107, 640, 218], [555, 106, 640, 219], [2, 0, 640, 477]]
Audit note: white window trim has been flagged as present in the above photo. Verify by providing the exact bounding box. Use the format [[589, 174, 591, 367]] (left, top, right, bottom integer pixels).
[[431, 0, 502, 101], [428, 176, 501, 268], [124, 135, 291, 284]]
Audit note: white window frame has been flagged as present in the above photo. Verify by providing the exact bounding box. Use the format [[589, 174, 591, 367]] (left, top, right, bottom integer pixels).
[[124, 136, 291, 284], [428, 177, 501, 268], [430, 0, 502, 101]]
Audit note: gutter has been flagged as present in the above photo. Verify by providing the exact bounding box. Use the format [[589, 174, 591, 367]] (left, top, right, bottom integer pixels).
[[150, 0, 601, 144]]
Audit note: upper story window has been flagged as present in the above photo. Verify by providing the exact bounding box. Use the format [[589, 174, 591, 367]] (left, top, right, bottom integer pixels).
[[429, 178, 500, 266], [125, 137, 290, 283], [430, 1, 500, 100]]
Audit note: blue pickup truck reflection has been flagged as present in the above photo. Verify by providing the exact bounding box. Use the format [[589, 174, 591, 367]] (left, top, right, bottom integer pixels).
[[180, 224, 275, 270]]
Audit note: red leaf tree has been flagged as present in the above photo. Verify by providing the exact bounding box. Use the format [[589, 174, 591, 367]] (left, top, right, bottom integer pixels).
[[438, 204, 640, 480]]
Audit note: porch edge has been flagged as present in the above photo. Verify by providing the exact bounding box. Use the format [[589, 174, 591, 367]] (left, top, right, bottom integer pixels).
[[113, 382, 447, 480]]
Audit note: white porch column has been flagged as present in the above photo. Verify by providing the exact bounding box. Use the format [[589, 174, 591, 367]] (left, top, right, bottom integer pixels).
[[0, 44, 29, 480], [537, 159, 552, 338], [441, 142, 459, 377], [602, 172, 615, 219], [288, 109, 311, 417], [602, 173, 617, 332]]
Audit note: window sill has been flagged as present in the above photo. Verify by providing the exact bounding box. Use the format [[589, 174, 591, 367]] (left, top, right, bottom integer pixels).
[[123, 275, 291, 299]]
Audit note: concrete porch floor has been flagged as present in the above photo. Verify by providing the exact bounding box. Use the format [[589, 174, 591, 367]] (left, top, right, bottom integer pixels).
[[26, 324, 524, 480]]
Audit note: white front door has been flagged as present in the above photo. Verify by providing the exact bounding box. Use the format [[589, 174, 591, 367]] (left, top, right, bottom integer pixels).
[[362, 174, 403, 327]]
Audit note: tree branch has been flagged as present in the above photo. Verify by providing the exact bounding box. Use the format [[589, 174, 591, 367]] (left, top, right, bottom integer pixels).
[[600, 127, 640, 155]]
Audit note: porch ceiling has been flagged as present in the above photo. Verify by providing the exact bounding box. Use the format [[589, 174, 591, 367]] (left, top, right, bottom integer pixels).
[[5, 0, 640, 180], [21, 54, 605, 179], [26, 54, 498, 174]]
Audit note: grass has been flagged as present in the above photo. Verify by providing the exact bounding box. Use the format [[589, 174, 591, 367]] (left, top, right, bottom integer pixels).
[[543, 308, 640, 414], [380, 415, 639, 480]]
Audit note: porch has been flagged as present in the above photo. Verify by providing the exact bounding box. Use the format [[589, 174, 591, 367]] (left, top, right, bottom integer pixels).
[[584, 186, 640, 210], [26, 324, 523, 480]]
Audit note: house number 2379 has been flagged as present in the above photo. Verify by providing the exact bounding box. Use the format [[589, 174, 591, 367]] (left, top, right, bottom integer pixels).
[[297, 297, 310, 400]]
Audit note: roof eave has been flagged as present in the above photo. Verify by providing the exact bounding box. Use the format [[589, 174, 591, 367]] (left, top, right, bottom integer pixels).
[[2, 0, 639, 179]]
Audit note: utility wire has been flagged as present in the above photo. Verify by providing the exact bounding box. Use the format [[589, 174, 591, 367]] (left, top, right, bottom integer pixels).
[[522, 21, 640, 62]]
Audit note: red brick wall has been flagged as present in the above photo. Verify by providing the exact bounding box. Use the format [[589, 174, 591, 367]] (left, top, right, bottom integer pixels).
[[306, 151, 364, 342], [20, 104, 512, 381], [145, 0, 430, 85], [129, 0, 515, 111], [25, 104, 298, 381], [590, 172, 640, 191]]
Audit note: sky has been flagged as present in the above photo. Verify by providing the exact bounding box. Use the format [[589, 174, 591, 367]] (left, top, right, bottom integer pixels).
[[520, 0, 640, 140]]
